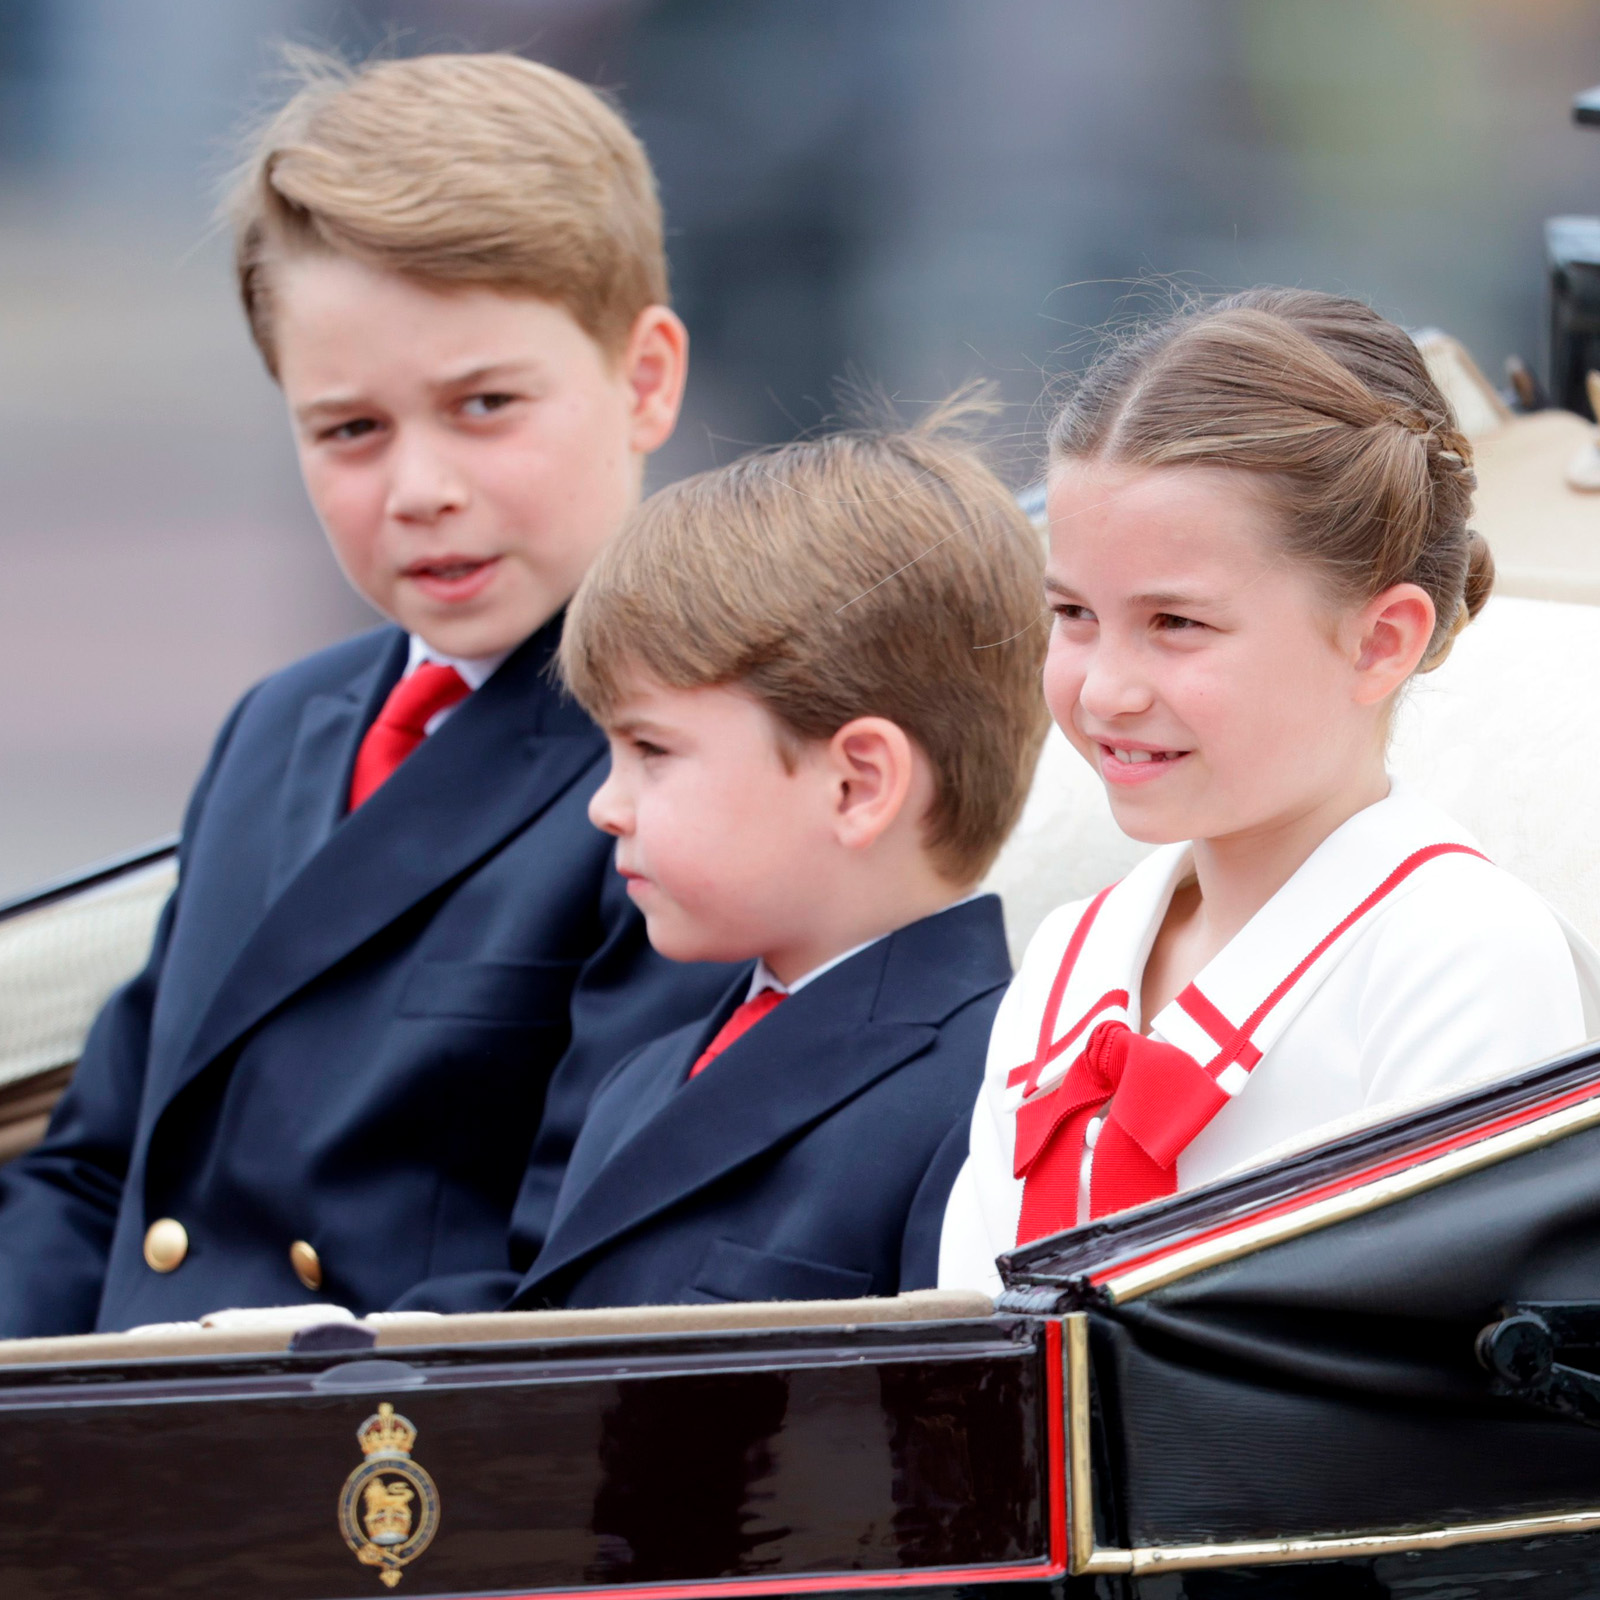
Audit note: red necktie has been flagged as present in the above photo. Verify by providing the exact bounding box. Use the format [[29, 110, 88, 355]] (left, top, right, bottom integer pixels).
[[689, 990, 785, 1078], [1012, 1019, 1228, 1241], [348, 663, 471, 810]]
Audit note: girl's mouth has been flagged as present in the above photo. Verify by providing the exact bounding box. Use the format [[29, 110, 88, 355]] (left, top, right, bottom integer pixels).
[[1098, 743, 1190, 785]]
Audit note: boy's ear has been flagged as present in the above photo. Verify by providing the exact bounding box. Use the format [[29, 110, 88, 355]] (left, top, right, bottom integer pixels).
[[620, 305, 689, 456], [826, 717, 919, 851], [1351, 581, 1436, 704]]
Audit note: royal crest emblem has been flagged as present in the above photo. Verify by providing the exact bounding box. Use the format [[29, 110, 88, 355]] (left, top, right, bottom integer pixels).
[[338, 1402, 440, 1588]]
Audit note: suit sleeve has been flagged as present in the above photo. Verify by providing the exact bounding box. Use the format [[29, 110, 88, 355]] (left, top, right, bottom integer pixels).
[[0, 692, 251, 1338], [391, 862, 735, 1313], [900, 1117, 974, 1290]]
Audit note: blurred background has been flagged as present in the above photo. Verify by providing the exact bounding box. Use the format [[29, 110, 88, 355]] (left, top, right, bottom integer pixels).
[[0, 0, 1596, 896]]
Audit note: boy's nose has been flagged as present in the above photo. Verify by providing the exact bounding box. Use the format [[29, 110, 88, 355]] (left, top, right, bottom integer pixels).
[[385, 433, 470, 523], [588, 768, 632, 837]]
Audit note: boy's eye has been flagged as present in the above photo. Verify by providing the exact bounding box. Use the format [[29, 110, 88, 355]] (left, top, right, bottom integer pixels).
[[460, 393, 518, 418], [632, 738, 668, 759], [320, 417, 380, 444], [1153, 612, 1205, 632]]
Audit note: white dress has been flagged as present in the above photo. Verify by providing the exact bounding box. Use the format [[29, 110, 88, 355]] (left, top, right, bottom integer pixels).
[[939, 783, 1600, 1297]]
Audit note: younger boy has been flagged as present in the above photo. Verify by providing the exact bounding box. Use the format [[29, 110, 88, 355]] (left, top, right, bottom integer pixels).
[[0, 53, 731, 1335], [487, 413, 1048, 1308]]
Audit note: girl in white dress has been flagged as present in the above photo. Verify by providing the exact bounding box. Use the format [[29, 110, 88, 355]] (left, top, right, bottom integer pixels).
[[939, 288, 1599, 1294]]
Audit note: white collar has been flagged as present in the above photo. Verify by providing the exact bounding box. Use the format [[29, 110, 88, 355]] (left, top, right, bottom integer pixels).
[[746, 938, 883, 1002], [405, 633, 511, 692], [744, 891, 986, 1001]]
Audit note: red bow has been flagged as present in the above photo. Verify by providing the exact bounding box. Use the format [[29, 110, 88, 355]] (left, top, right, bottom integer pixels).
[[1012, 1020, 1229, 1241]]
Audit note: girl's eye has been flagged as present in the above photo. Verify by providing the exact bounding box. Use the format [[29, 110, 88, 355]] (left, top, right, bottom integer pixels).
[[1053, 603, 1096, 624], [1154, 612, 1205, 632], [320, 417, 380, 444], [460, 393, 518, 418]]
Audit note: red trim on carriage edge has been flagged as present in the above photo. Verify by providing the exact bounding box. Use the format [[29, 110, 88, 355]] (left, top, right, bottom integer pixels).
[[1089, 1069, 1600, 1292], [440, 1322, 1070, 1600]]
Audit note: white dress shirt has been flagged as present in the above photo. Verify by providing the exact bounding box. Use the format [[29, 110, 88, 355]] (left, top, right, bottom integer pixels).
[[404, 634, 511, 734]]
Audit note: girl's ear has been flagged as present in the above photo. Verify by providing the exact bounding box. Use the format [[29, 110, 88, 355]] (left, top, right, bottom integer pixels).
[[826, 717, 917, 851], [622, 305, 689, 456], [1350, 582, 1436, 705]]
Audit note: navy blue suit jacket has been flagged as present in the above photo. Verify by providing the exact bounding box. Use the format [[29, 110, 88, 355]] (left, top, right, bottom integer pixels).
[[0, 619, 732, 1336], [508, 895, 1010, 1310]]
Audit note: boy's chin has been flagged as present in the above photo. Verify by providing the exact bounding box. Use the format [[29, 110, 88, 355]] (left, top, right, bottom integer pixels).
[[394, 589, 567, 662], [643, 913, 755, 969]]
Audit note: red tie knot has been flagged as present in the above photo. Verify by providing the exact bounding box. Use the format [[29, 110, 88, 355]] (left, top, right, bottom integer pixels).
[[1080, 1018, 1133, 1095], [347, 662, 473, 810], [689, 989, 786, 1078], [381, 662, 471, 736]]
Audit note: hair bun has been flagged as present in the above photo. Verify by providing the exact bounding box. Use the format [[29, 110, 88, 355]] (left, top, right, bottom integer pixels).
[[1462, 528, 1495, 621]]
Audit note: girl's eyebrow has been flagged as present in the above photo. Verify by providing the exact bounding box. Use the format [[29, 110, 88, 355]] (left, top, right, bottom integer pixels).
[[1045, 572, 1218, 611], [1130, 589, 1213, 609]]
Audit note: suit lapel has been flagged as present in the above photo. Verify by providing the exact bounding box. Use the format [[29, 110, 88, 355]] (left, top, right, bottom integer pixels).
[[525, 896, 1011, 1289], [167, 616, 604, 1106], [266, 633, 404, 903]]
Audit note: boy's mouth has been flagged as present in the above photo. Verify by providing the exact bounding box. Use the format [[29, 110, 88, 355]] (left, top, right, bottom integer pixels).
[[403, 553, 501, 603]]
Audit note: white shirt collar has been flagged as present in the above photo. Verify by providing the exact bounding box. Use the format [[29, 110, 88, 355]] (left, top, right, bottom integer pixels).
[[405, 634, 511, 692], [744, 891, 987, 1002]]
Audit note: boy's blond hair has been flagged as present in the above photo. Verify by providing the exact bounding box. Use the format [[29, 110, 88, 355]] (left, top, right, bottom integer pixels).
[[561, 407, 1050, 884], [227, 51, 668, 377]]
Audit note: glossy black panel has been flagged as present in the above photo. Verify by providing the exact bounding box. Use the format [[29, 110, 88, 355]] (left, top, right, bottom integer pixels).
[[0, 1319, 1049, 1599]]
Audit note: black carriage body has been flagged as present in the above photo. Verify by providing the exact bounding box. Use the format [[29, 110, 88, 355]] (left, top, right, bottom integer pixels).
[[0, 1315, 1065, 1600]]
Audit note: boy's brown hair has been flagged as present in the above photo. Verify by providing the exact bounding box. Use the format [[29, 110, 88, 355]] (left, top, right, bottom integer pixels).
[[227, 51, 668, 377], [561, 404, 1051, 884]]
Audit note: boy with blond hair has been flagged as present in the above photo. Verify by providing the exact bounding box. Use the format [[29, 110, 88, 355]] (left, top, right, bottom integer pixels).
[[0, 52, 732, 1336], [405, 412, 1049, 1312]]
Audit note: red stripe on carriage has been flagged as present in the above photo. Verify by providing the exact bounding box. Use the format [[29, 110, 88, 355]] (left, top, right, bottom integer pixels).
[[475, 1557, 1067, 1599]]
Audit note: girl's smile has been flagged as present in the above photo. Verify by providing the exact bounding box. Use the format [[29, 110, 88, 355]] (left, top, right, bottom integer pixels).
[[1044, 459, 1386, 852], [1095, 739, 1193, 785]]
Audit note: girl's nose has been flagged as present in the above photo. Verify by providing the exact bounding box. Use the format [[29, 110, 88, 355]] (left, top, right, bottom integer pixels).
[[1078, 641, 1154, 722]]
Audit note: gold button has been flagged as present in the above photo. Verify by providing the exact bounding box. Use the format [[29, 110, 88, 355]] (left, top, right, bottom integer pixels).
[[143, 1218, 188, 1273], [289, 1240, 323, 1291]]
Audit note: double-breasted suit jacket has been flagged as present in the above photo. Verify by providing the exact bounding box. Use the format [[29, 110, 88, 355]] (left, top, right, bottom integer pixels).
[[507, 896, 1012, 1312], [0, 618, 732, 1335]]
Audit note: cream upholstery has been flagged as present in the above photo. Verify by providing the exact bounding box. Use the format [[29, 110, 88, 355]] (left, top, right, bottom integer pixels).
[[0, 1288, 996, 1366]]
